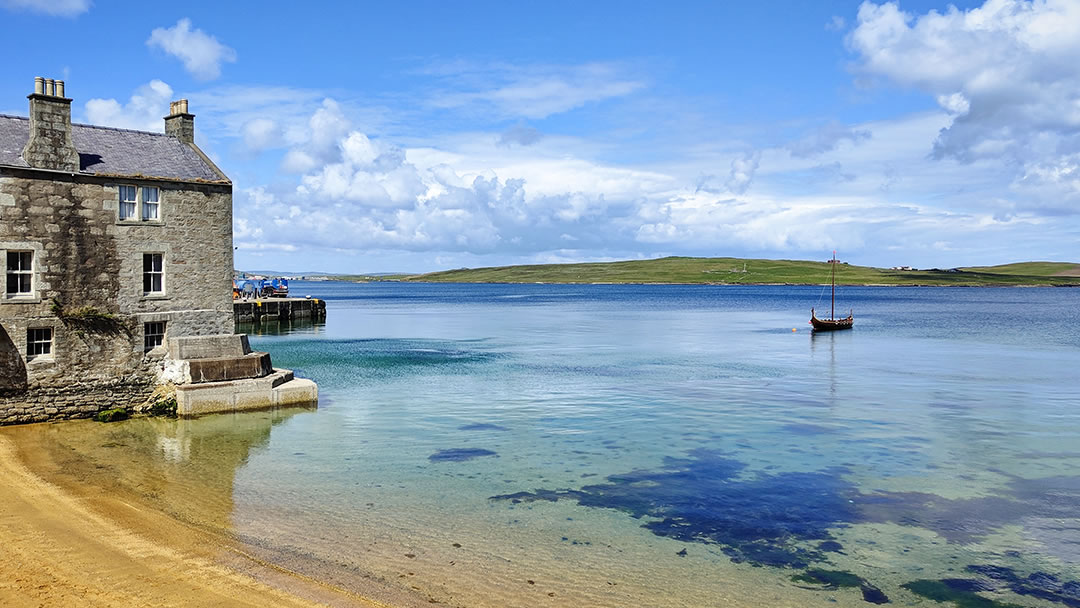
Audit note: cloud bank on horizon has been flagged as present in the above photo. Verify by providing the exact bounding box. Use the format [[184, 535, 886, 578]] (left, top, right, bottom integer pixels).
[[1, 0, 1077, 272]]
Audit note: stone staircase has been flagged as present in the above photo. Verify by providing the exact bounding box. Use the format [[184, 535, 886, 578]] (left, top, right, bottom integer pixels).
[[166, 334, 317, 417]]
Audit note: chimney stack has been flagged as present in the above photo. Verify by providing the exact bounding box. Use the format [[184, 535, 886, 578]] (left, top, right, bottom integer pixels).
[[164, 98, 195, 144], [23, 75, 79, 172]]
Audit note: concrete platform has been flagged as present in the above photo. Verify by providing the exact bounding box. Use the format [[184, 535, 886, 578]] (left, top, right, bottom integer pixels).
[[175, 368, 318, 418], [234, 298, 326, 323]]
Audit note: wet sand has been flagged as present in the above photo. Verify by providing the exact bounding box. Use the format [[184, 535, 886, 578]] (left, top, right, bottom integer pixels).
[[0, 432, 410, 608]]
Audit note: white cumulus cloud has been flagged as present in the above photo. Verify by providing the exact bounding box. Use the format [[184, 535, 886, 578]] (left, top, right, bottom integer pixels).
[[241, 118, 281, 153], [84, 80, 173, 132], [147, 18, 237, 81], [281, 99, 353, 173], [849, 0, 1080, 213]]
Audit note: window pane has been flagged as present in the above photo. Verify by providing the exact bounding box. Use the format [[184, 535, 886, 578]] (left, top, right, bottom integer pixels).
[[5, 251, 33, 295], [27, 328, 52, 358], [143, 254, 163, 294], [7, 251, 31, 272], [143, 187, 159, 203], [144, 322, 166, 350], [143, 202, 159, 220], [120, 186, 137, 219]]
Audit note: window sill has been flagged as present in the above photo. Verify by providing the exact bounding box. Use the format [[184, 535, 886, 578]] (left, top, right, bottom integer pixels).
[[27, 356, 55, 365], [141, 294, 171, 301], [1, 295, 41, 304], [117, 219, 165, 226]]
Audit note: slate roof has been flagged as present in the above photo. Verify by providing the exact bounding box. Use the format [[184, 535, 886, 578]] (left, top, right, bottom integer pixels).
[[0, 114, 227, 182]]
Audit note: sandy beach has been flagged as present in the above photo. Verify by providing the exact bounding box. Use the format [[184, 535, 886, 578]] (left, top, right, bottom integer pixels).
[[0, 432, 407, 608]]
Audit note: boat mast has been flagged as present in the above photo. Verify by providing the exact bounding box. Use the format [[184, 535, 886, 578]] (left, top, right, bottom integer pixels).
[[831, 250, 836, 320]]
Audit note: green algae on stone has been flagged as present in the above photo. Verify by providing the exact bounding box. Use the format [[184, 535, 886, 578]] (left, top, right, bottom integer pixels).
[[93, 408, 129, 423]]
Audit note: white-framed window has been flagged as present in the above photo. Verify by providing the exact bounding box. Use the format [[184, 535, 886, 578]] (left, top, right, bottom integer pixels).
[[144, 321, 166, 351], [27, 327, 52, 359], [142, 186, 159, 221], [143, 253, 164, 295], [119, 185, 137, 220], [5, 251, 33, 296]]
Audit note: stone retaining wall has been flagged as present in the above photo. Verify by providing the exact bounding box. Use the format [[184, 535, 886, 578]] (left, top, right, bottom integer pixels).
[[0, 379, 154, 425]]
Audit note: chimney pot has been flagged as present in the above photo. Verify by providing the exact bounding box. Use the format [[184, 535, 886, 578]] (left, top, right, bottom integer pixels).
[[45, 78, 55, 96], [34, 77, 44, 95], [180, 99, 189, 114], [56, 80, 65, 98]]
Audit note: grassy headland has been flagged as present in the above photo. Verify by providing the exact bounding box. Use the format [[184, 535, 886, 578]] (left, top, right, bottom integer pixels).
[[391, 257, 1080, 287]]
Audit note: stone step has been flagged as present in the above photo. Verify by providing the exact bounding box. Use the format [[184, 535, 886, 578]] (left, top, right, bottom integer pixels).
[[175, 368, 316, 417]]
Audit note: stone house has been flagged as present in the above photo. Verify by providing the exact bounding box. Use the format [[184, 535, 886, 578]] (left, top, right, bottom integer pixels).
[[0, 77, 314, 424]]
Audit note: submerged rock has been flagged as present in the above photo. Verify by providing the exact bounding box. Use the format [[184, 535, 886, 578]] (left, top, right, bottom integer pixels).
[[429, 448, 498, 462], [458, 423, 509, 431]]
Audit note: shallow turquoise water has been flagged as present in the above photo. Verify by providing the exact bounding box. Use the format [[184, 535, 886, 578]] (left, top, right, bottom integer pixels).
[[162, 283, 1080, 605]]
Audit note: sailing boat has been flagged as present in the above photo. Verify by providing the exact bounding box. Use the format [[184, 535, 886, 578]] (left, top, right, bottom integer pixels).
[[810, 251, 853, 331]]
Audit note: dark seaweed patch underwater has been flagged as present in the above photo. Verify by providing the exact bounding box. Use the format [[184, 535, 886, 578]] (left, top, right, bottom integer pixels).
[[458, 423, 510, 432], [492, 448, 859, 569], [490, 448, 1080, 606], [904, 565, 1080, 608], [429, 448, 498, 462]]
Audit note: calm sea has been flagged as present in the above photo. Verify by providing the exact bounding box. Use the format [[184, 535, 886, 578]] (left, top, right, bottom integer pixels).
[[21, 282, 1080, 607]]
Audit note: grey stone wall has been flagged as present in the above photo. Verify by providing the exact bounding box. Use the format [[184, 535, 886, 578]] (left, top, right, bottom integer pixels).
[[0, 168, 233, 424], [0, 380, 154, 425]]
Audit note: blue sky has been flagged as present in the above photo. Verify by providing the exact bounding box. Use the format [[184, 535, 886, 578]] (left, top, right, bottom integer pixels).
[[2, 0, 1078, 273]]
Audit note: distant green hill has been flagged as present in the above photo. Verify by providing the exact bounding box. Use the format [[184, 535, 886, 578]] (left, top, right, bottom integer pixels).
[[395, 257, 1080, 287]]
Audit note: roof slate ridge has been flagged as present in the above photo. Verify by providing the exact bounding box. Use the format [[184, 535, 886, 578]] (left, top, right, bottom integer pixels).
[[0, 113, 170, 138]]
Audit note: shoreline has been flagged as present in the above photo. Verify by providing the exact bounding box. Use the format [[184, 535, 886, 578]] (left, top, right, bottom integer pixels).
[[0, 429, 422, 608], [369, 279, 1079, 288]]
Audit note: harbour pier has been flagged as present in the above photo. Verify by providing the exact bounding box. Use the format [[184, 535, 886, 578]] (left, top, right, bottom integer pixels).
[[233, 297, 327, 323]]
